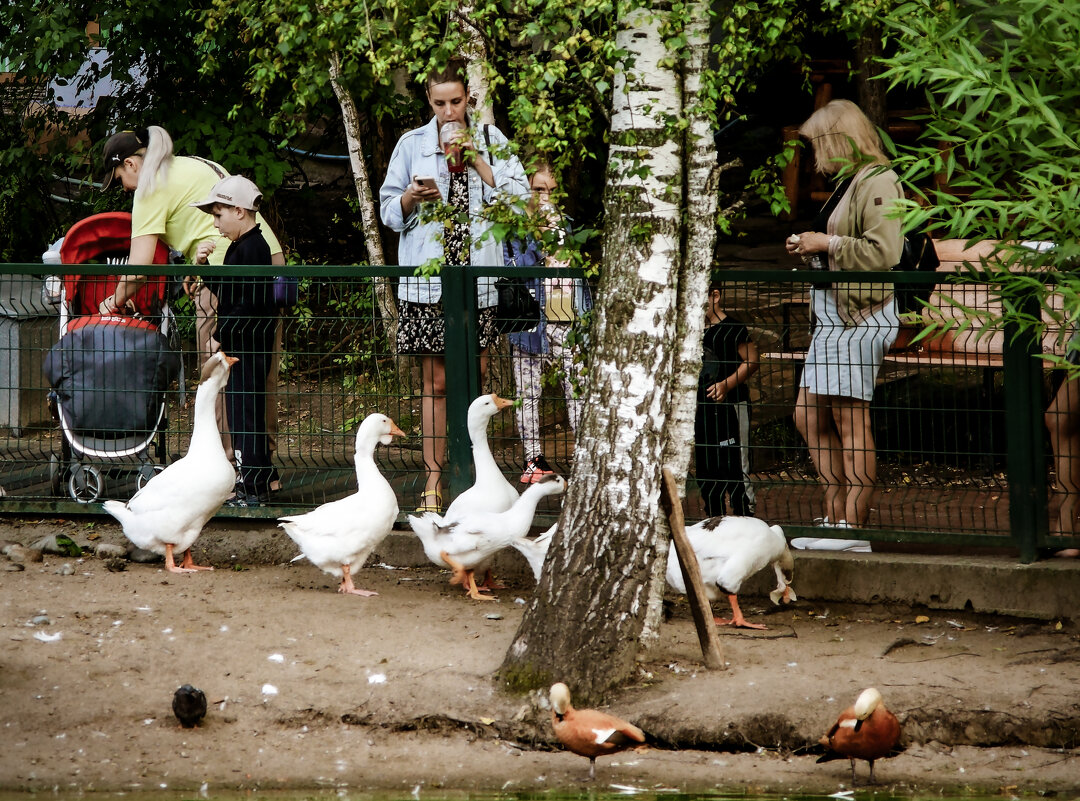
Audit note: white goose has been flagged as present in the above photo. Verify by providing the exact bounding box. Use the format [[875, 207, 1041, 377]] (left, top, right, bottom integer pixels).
[[444, 393, 519, 519], [666, 515, 796, 630], [411, 393, 518, 589], [103, 351, 238, 573], [411, 474, 566, 600], [509, 523, 556, 583], [279, 413, 404, 596]]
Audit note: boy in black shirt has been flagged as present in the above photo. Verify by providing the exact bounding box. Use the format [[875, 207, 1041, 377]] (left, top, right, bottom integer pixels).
[[191, 175, 278, 506], [695, 282, 759, 517]]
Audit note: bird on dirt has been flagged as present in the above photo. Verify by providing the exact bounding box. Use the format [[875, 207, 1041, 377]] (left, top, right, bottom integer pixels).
[[666, 515, 795, 629], [279, 413, 404, 596], [410, 474, 566, 600], [549, 682, 647, 781], [412, 393, 518, 589], [817, 687, 902, 784], [103, 352, 238, 573], [172, 684, 207, 728]]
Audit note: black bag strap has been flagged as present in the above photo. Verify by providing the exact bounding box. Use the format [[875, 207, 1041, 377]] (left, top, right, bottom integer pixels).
[[483, 124, 493, 162], [813, 175, 855, 233]]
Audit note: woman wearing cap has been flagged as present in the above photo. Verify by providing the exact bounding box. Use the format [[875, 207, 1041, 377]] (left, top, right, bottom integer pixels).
[[379, 56, 529, 513], [101, 125, 286, 488]]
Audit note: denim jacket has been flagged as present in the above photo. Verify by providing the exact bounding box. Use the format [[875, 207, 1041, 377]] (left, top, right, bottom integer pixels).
[[379, 116, 529, 307], [505, 234, 593, 354]]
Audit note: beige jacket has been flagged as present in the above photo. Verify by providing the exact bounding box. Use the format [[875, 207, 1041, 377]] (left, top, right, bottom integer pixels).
[[826, 164, 904, 320]]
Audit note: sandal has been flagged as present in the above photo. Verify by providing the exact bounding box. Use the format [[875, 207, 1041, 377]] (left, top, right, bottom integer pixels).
[[415, 489, 444, 514]]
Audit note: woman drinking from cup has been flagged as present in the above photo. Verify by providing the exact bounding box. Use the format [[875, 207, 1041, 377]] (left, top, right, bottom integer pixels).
[[379, 56, 529, 513]]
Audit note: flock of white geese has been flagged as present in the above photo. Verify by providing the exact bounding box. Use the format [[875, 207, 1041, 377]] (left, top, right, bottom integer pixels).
[[104, 350, 796, 620], [106, 352, 903, 784]]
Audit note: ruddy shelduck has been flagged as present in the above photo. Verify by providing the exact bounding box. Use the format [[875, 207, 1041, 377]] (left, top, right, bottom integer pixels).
[[817, 687, 902, 784], [549, 682, 646, 780]]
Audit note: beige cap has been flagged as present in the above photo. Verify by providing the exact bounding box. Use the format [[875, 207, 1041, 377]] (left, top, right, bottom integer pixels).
[[189, 175, 262, 213]]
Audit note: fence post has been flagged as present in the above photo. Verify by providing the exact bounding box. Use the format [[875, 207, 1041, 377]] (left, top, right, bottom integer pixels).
[[441, 266, 482, 501], [1003, 293, 1048, 563]]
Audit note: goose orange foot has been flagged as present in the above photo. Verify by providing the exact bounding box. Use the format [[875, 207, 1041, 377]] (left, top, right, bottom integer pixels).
[[165, 545, 211, 574], [714, 594, 767, 630], [337, 564, 378, 597]]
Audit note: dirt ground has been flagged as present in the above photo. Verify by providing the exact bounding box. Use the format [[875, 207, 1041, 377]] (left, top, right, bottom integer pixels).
[[1, 517, 1079, 797]]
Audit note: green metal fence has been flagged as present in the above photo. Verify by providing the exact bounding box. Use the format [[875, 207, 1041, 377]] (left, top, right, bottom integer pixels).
[[0, 262, 1076, 562]]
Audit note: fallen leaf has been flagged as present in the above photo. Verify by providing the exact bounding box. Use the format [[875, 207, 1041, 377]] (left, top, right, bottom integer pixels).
[[915, 615, 930, 624], [479, 717, 495, 725]]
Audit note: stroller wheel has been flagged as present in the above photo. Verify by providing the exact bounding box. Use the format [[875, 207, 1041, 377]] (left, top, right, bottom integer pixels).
[[68, 464, 103, 504], [49, 454, 63, 496], [136, 463, 164, 490]]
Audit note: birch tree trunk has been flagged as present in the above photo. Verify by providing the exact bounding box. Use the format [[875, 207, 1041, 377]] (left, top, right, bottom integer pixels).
[[458, 9, 495, 125], [641, 0, 718, 646], [327, 52, 398, 338], [500, 2, 687, 704]]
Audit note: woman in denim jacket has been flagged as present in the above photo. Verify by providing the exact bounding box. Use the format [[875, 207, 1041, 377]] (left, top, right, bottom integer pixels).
[[507, 164, 593, 484], [379, 56, 529, 512]]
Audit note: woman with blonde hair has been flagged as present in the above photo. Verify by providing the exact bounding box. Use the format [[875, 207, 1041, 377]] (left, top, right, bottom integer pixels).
[[784, 99, 904, 549]]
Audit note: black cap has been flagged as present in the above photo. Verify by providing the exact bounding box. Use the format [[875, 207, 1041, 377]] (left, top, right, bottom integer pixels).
[[100, 129, 147, 190]]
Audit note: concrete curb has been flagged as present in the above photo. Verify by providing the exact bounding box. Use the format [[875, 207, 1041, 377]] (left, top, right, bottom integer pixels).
[[6, 518, 1078, 621], [191, 522, 1080, 622]]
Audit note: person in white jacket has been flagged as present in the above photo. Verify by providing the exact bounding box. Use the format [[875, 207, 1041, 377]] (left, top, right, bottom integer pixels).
[[379, 56, 529, 513]]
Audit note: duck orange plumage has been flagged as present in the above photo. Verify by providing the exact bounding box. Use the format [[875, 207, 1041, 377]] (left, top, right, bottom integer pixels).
[[817, 687, 902, 784], [549, 682, 646, 780]]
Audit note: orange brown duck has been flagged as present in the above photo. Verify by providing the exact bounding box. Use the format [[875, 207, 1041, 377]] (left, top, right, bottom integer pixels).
[[817, 687, 902, 784], [549, 682, 647, 780]]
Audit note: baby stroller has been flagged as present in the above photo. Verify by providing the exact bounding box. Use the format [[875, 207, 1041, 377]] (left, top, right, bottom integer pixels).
[[42, 212, 181, 503]]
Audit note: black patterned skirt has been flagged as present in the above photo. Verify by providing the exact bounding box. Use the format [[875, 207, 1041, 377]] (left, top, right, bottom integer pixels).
[[396, 300, 500, 356]]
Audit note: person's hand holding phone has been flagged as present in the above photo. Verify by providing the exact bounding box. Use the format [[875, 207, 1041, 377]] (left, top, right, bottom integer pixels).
[[402, 175, 441, 216]]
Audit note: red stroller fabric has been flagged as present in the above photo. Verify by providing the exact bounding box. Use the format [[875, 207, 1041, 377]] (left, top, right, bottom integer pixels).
[[59, 212, 171, 317]]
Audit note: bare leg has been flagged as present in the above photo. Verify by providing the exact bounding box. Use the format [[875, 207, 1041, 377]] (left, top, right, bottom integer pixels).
[[164, 544, 197, 574], [793, 387, 845, 522], [338, 563, 378, 597], [1046, 376, 1080, 551], [420, 356, 447, 499], [714, 593, 767, 630], [832, 397, 876, 525]]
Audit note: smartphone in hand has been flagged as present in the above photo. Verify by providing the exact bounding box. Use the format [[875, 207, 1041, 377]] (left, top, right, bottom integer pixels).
[[415, 176, 438, 192]]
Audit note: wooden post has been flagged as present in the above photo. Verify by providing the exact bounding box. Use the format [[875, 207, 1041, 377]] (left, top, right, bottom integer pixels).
[[659, 468, 726, 670]]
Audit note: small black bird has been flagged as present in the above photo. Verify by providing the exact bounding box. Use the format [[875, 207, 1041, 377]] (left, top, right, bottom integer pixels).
[[172, 684, 207, 728]]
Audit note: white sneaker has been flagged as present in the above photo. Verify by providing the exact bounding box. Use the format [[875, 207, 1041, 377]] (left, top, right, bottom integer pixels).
[[789, 536, 872, 552]]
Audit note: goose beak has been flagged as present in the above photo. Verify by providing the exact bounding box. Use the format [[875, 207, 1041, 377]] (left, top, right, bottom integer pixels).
[[388, 420, 406, 437], [769, 582, 796, 605], [491, 394, 514, 410], [223, 355, 240, 367]]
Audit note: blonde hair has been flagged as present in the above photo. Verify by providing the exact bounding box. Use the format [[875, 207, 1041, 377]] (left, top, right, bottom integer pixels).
[[135, 125, 174, 197], [799, 99, 888, 176]]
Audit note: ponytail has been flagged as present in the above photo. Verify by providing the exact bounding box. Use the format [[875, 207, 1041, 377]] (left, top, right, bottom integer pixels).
[[135, 125, 174, 197]]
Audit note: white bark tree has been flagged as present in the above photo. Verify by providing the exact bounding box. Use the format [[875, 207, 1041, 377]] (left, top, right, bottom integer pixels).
[[501, 0, 716, 702]]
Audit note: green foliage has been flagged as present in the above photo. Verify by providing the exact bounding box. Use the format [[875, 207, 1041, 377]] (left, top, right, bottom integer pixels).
[[880, 0, 1080, 345], [0, 0, 291, 261]]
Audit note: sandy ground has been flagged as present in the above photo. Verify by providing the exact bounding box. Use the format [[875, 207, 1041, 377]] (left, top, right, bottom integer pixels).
[[1, 519, 1079, 796]]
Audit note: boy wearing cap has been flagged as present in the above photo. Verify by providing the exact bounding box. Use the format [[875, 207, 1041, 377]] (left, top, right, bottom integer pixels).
[[191, 175, 278, 507]]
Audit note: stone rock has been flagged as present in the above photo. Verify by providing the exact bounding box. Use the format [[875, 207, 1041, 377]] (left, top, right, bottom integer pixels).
[[55, 563, 75, 576], [30, 614, 51, 626], [128, 547, 162, 564], [104, 557, 127, 573], [96, 543, 128, 559], [6, 545, 43, 564], [2, 562, 25, 572]]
